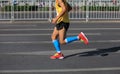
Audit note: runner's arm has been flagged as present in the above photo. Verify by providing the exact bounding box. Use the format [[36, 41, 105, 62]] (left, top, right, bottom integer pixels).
[[67, 2, 72, 12]]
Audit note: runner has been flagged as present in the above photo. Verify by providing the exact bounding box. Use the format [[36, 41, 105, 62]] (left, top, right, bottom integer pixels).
[[50, 0, 89, 59]]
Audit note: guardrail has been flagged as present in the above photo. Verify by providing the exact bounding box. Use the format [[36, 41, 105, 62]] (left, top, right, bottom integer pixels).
[[0, 0, 120, 21]]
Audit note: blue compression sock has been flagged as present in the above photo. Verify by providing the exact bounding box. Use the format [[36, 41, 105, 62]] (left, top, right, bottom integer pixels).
[[65, 36, 79, 43], [52, 40, 61, 53]]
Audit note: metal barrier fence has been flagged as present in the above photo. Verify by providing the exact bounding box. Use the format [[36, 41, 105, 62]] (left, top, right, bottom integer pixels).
[[0, 0, 120, 21]]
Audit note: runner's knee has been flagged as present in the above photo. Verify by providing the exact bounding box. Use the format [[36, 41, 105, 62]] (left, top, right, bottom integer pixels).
[[51, 34, 57, 40]]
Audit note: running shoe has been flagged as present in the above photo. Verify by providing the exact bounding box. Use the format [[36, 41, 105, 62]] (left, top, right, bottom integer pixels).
[[78, 32, 89, 45], [50, 53, 64, 59]]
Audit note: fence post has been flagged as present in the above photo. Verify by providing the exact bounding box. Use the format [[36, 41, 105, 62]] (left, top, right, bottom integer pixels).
[[11, 0, 14, 22], [86, 0, 89, 22], [49, 0, 52, 19]]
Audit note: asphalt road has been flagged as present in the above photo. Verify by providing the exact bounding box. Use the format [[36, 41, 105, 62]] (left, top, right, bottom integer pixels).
[[0, 22, 120, 74]]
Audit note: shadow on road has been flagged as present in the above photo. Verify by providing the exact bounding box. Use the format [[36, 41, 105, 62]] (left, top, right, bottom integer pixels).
[[64, 46, 120, 59]]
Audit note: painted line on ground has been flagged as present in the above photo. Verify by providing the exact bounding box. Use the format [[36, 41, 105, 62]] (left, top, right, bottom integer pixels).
[[0, 48, 96, 56], [0, 28, 120, 31], [0, 24, 37, 27], [0, 33, 101, 36], [0, 67, 120, 73], [0, 48, 120, 56], [1, 47, 120, 56], [0, 40, 120, 44]]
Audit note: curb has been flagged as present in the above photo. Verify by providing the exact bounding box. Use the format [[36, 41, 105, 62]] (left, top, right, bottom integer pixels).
[[0, 20, 120, 24]]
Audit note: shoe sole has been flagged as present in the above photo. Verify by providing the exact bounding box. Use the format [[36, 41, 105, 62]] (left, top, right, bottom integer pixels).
[[58, 57, 64, 59], [80, 32, 89, 45], [50, 57, 64, 60]]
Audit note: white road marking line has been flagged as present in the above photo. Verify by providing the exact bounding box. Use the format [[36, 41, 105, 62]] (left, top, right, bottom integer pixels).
[[0, 40, 120, 44], [0, 33, 101, 36], [0, 41, 51, 44], [0, 28, 120, 31], [70, 28, 120, 30], [0, 25, 37, 27], [1, 47, 120, 56], [92, 40, 120, 43], [0, 48, 96, 55], [0, 67, 120, 73]]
